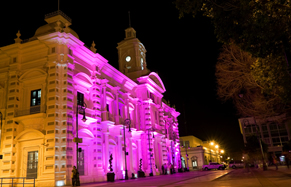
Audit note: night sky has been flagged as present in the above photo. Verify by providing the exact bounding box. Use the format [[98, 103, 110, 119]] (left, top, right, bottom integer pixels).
[[1, 1, 244, 153]]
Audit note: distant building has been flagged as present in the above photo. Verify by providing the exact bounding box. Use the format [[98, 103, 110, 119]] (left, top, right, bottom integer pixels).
[[238, 114, 291, 161], [0, 11, 180, 186], [180, 136, 221, 170]]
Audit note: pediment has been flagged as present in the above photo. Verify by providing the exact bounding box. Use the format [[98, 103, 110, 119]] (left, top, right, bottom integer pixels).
[[74, 72, 93, 88], [78, 129, 94, 139], [149, 73, 165, 91], [140, 72, 166, 93], [15, 129, 45, 141], [19, 69, 47, 81]]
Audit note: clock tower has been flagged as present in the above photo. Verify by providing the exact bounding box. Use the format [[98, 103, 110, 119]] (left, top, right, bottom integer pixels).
[[117, 27, 150, 81]]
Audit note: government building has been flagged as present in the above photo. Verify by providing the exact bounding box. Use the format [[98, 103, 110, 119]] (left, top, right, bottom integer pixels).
[[0, 11, 181, 186], [180, 136, 222, 170]]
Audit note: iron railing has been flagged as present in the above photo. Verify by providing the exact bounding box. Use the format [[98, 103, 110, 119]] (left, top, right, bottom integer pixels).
[[0, 177, 35, 187], [15, 105, 46, 117], [45, 10, 72, 23]]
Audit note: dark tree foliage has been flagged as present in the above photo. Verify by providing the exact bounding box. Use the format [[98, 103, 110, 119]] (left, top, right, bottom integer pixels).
[[175, 0, 291, 117], [175, 0, 291, 59], [244, 134, 268, 162], [216, 43, 291, 117]]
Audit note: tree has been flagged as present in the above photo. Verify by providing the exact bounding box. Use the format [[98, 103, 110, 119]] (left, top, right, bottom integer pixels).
[[176, 0, 291, 106], [175, 0, 291, 59], [244, 134, 268, 164], [216, 43, 291, 118]]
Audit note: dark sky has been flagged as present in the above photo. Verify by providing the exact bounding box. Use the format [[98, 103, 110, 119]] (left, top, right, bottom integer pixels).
[[1, 1, 244, 153]]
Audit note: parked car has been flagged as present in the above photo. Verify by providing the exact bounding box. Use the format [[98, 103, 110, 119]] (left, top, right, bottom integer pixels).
[[229, 160, 244, 169], [203, 162, 225, 171]]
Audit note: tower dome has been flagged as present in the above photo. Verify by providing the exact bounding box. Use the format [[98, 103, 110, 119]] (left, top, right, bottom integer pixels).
[[31, 10, 79, 39]]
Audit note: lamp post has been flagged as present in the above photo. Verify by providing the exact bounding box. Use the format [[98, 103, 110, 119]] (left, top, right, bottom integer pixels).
[[172, 132, 177, 173], [148, 127, 155, 176], [75, 100, 87, 186], [243, 118, 267, 171], [123, 118, 131, 180], [184, 144, 189, 171]]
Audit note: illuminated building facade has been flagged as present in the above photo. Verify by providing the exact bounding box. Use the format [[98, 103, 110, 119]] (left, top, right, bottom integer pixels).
[[180, 136, 222, 170], [238, 115, 291, 160], [0, 11, 180, 186]]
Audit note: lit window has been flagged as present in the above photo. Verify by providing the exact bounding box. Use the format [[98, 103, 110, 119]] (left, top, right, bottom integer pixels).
[[31, 89, 41, 106]]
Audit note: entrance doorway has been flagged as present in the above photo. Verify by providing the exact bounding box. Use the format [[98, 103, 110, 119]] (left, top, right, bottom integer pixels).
[[191, 156, 198, 169], [27, 151, 38, 178]]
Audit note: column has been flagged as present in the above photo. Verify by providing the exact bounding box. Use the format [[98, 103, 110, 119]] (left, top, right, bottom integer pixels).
[[115, 92, 119, 123], [126, 97, 130, 119], [135, 103, 139, 130], [129, 137, 134, 173], [104, 132, 109, 173], [101, 84, 107, 121], [137, 139, 142, 171], [117, 135, 123, 179]]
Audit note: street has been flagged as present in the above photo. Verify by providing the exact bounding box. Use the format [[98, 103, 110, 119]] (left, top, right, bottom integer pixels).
[[66, 166, 291, 187]]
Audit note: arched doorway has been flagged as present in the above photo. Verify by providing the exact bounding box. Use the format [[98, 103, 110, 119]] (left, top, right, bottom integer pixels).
[[191, 156, 198, 169]]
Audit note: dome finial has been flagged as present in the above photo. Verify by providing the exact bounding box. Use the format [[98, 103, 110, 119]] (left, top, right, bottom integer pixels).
[[14, 30, 22, 43], [90, 41, 97, 53], [128, 11, 131, 28]]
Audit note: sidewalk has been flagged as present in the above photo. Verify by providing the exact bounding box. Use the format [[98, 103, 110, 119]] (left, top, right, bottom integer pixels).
[[64, 172, 182, 187], [266, 165, 291, 175]]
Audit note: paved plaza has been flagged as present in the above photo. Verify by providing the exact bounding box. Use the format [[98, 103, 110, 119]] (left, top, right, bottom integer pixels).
[[65, 166, 291, 187]]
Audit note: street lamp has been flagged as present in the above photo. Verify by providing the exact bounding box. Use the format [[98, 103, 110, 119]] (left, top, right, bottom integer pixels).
[[243, 118, 267, 170], [148, 127, 155, 176], [183, 144, 189, 171], [74, 98, 87, 186], [123, 118, 131, 180]]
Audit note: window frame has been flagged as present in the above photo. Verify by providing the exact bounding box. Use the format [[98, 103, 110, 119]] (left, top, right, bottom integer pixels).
[[30, 89, 41, 106]]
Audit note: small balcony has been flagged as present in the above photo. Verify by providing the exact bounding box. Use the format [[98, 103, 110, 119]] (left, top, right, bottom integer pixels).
[[15, 105, 46, 117]]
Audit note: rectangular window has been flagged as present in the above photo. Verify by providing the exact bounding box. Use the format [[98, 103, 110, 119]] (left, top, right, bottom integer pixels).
[[119, 108, 121, 116], [27, 151, 38, 179], [185, 141, 190, 148], [150, 92, 155, 103], [77, 92, 84, 106], [78, 149, 85, 175], [261, 125, 268, 132], [31, 89, 41, 106], [106, 104, 109, 112]]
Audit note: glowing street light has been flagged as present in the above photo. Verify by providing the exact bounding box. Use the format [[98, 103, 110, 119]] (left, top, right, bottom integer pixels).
[[210, 142, 214, 146], [220, 150, 224, 153], [215, 145, 219, 149]]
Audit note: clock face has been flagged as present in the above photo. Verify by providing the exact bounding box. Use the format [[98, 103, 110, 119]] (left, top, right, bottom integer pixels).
[[126, 56, 131, 62]]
